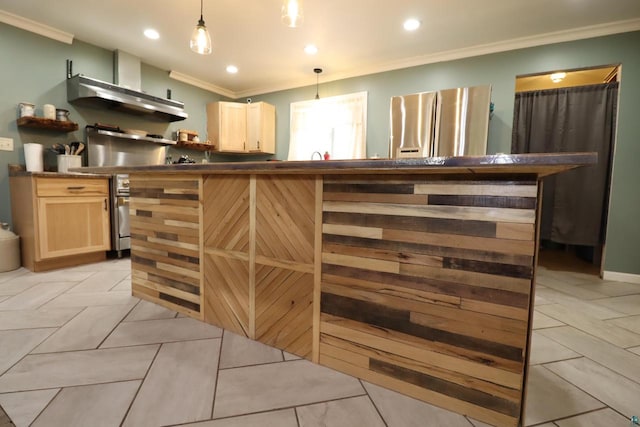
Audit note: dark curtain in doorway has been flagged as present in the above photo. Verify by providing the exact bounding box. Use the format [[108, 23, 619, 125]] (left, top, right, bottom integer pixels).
[[511, 83, 618, 246]]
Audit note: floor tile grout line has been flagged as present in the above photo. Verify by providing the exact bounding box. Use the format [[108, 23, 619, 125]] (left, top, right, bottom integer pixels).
[[209, 330, 225, 420], [26, 386, 64, 426], [93, 303, 140, 350], [537, 324, 640, 383], [294, 406, 301, 427], [119, 343, 163, 427], [537, 360, 618, 419], [0, 281, 81, 312], [535, 306, 640, 347], [0, 327, 58, 378], [357, 378, 390, 427], [218, 356, 308, 372], [541, 351, 640, 388], [541, 406, 628, 426], [204, 393, 371, 425]]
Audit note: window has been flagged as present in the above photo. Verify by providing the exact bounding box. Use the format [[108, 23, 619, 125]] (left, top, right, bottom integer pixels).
[[287, 91, 367, 160]]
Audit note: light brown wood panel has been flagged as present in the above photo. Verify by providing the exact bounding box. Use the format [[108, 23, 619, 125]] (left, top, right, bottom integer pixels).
[[35, 177, 109, 197], [37, 196, 110, 259], [203, 175, 251, 251], [319, 346, 519, 427], [321, 334, 521, 402], [323, 201, 536, 224], [256, 175, 315, 263], [255, 264, 314, 359], [323, 191, 429, 205], [320, 314, 523, 387], [322, 272, 461, 306], [414, 183, 537, 198], [203, 253, 250, 337], [323, 241, 444, 268], [383, 228, 535, 255]]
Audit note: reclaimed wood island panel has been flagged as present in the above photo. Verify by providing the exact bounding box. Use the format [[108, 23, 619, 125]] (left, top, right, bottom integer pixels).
[[78, 153, 596, 427]]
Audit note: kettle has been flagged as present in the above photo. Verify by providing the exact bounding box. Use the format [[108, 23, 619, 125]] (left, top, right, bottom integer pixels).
[[56, 109, 70, 121]]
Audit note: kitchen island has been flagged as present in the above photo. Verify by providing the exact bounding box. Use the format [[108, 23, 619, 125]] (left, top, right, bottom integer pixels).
[[78, 153, 596, 427]]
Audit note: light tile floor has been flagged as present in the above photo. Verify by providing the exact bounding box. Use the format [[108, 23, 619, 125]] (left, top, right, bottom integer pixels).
[[1, 258, 639, 426]]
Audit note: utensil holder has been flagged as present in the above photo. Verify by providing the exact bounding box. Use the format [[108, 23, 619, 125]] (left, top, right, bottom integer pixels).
[[57, 155, 82, 173]]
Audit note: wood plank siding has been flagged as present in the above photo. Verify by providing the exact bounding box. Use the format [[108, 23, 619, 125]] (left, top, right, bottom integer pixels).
[[130, 175, 203, 318], [319, 175, 539, 427]]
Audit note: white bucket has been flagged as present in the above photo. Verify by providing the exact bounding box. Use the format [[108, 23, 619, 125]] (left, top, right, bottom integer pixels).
[[57, 155, 82, 173], [23, 143, 43, 172]]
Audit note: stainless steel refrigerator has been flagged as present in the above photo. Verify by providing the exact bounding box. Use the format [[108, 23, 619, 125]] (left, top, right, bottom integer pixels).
[[389, 85, 492, 158]]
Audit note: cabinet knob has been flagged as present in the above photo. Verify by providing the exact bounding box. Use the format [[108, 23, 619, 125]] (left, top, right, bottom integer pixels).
[[104, 198, 108, 211], [67, 186, 86, 191]]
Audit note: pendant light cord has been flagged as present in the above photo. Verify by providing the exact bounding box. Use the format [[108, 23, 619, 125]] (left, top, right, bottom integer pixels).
[[314, 68, 322, 100], [199, 0, 204, 24]]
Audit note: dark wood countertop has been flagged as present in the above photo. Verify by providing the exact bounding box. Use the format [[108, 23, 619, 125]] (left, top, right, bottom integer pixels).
[[8, 164, 111, 179], [72, 152, 597, 177]]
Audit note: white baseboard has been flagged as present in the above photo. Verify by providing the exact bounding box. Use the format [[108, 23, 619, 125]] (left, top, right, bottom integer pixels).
[[603, 270, 640, 284]]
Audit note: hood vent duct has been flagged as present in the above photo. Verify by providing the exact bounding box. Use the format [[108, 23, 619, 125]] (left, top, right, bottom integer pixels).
[[66, 52, 188, 122]]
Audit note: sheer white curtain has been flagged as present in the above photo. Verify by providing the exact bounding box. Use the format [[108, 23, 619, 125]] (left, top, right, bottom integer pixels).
[[287, 91, 367, 160]]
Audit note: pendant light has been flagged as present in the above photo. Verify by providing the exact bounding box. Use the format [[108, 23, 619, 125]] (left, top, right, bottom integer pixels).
[[282, 0, 304, 28], [314, 68, 322, 99], [190, 0, 212, 55]]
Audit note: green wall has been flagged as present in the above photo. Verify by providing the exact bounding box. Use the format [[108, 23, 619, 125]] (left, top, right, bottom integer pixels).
[[0, 22, 224, 228], [1, 21, 638, 275], [253, 31, 640, 276]]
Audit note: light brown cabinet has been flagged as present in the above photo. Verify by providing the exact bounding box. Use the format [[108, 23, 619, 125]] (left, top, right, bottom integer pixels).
[[246, 102, 276, 154], [9, 175, 111, 271], [207, 101, 275, 154]]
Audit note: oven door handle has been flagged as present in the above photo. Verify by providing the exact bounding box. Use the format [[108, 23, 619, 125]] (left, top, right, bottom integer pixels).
[[117, 196, 129, 207]]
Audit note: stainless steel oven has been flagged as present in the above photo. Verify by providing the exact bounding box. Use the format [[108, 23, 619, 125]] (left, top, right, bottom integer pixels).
[[111, 174, 130, 255], [85, 125, 172, 257]]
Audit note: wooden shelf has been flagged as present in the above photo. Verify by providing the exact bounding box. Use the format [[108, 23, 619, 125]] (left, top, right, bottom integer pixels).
[[17, 117, 79, 132], [175, 141, 216, 152]]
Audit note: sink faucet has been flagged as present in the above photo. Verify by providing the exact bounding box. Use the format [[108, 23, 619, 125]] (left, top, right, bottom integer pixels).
[[311, 151, 322, 160]]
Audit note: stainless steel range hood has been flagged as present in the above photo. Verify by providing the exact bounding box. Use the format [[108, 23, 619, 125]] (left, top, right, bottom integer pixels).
[[66, 51, 188, 122]]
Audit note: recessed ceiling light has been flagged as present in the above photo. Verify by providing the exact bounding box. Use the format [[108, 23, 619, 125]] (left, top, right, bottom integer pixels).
[[143, 29, 160, 40], [403, 18, 421, 31], [226, 65, 239, 74], [304, 44, 318, 55], [550, 72, 567, 83]]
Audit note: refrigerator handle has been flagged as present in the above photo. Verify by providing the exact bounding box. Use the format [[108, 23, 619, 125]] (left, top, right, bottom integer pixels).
[[432, 91, 442, 157]]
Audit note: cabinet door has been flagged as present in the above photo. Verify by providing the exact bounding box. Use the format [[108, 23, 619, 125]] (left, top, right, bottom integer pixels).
[[247, 103, 276, 154], [37, 196, 110, 259], [220, 103, 247, 152]]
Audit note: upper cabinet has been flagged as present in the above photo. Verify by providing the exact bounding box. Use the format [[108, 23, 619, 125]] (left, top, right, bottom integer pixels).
[[247, 102, 276, 154], [207, 101, 275, 154]]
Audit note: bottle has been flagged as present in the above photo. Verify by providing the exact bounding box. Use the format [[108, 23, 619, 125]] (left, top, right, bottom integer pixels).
[[323, 151, 330, 160]]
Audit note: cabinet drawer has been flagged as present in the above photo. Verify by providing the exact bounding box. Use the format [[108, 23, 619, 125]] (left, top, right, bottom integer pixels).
[[36, 177, 109, 197]]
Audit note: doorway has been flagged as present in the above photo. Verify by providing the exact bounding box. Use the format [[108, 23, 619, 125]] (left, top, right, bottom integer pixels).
[[512, 65, 620, 277]]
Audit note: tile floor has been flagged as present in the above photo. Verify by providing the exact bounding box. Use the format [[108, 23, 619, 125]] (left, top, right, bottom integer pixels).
[[0, 258, 639, 426]]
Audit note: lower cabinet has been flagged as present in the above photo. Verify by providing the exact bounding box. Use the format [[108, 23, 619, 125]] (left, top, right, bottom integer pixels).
[[9, 174, 111, 271], [37, 196, 110, 259]]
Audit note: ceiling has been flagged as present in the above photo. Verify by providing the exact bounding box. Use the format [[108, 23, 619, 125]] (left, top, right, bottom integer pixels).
[[1, 0, 640, 98]]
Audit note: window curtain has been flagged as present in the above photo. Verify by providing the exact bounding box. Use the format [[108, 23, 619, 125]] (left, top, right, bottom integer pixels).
[[511, 83, 618, 246], [288, 91, 367, 160]]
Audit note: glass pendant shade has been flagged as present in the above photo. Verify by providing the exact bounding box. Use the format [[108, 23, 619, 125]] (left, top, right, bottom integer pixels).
[[190, 18, 212, 55], [282, 0, 303, 28]]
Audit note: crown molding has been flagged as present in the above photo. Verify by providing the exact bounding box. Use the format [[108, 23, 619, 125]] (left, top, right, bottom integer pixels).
[[0, 10, 74, 44], [235, 18, 640, 98], [169, 71, 236, 99]]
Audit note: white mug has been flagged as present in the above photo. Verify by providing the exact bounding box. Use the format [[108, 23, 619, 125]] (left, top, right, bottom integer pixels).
[[43, 104, 56, 120]]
